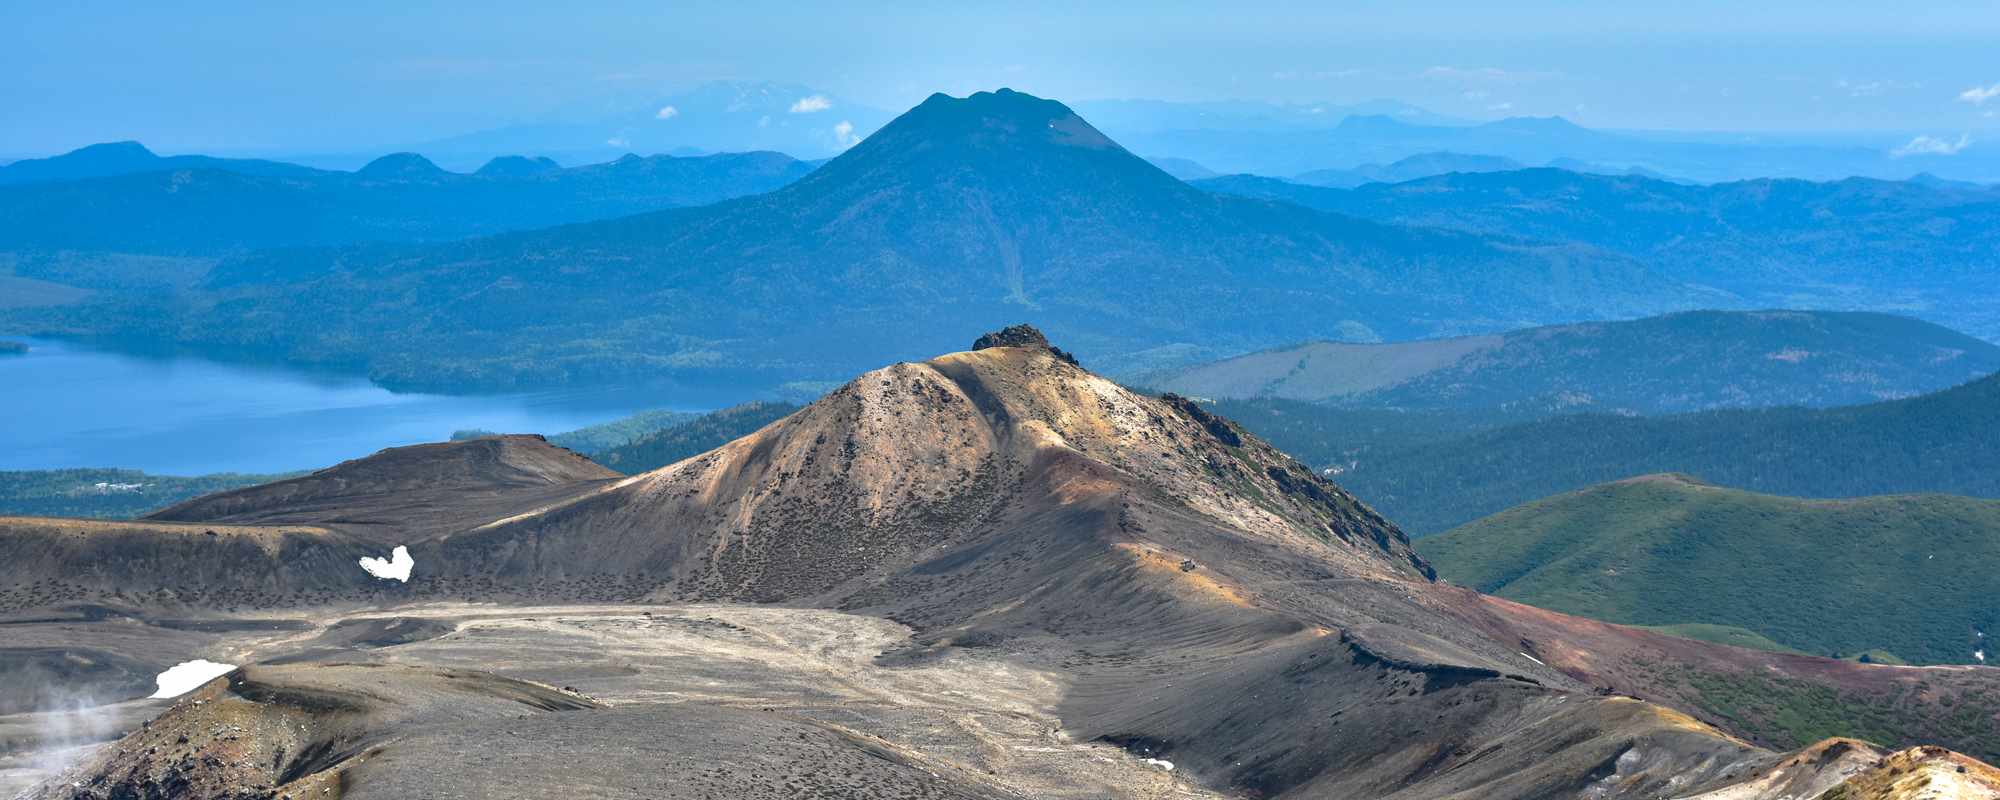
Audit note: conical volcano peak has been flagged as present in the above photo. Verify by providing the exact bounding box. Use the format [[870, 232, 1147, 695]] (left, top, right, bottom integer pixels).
[[866, 88, 1119, 152]]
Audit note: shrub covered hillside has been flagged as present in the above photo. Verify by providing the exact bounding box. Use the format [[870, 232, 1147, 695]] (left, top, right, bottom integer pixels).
[[1418, 473, 2000, 665]]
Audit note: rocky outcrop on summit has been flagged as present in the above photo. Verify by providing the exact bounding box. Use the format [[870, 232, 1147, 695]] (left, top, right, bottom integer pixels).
[[970, 323, 1079, 365]]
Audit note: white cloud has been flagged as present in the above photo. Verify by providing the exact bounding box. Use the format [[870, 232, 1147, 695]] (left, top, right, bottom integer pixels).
[[1486, 102, 1515, 112], [1891, 133, 1972, 158], [1836, 78, 1922, 97], [1272, 68, 1364, 81], [606, 137, 630, 148], [1960, 82, 2000, 106], [1423, 66, 1557, 83], [833, 120, 860, 148], [655, 105, 679, 120], [789, 95, 833, 114]]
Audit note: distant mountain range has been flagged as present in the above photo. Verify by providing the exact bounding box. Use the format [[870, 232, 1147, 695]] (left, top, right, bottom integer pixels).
[[1115, 112, 2000, 182], [0, 141, 324, 185], [1288, 151, 1681, 188], [410, 81, 895, 167], [9, 89, 2000, 395], [1292, 152, 1527, 187], [0, 144, 814, 253], [1197, 169, 2000, 341], [1070, 97, 1464, 135], [1419, 473, 2000, 666], [5, 89, 1677, 392], [1222, 369, 2000, 535], [1143, 310, 2000, 414]]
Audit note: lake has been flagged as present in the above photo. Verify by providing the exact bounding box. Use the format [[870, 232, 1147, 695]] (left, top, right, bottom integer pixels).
[[0, 338, 706, 474]]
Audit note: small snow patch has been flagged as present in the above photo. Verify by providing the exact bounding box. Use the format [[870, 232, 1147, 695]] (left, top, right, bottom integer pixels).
[[359, 545, 415, 582], [1143, 758, 1175, 772], [1520, 652, 1546, 667], [151, 660, 236, 698], [1976, 650, 1986, 663]]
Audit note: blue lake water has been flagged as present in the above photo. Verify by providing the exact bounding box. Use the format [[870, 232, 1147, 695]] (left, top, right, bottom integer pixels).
[[0, 338, 704, 474]]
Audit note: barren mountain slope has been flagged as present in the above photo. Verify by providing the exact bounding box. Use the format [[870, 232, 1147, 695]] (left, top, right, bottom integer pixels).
[[7, 329, 2000, 799]]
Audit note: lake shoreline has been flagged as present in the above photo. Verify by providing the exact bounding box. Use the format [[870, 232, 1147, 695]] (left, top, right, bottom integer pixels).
[[0, 338, 720, 474]]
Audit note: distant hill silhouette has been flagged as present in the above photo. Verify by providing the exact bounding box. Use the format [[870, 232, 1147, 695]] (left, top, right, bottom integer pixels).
[[1293, 151, 1525, 187], [0, 141, 323, 185], [0, 149, 814, 252]]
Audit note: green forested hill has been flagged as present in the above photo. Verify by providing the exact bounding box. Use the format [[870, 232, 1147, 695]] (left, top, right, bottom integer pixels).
[[591, 401, 800, 474], [1418, 474, 2000, 665], [0, 468, 286, 518], [1148, 310, 2000, 414], [1217, 371, 2000, 535]]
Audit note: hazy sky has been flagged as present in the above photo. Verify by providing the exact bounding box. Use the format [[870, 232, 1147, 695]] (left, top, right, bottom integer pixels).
[[6, 1, 1999, 156]]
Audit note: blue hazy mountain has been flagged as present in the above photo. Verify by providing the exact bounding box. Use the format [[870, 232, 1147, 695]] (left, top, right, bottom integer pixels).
[[1293, 152, 1527, 188], [0, 141, 325, 185], [1071, 98, 1464, 134], [13, 89, 1682, 392], [1116, 113, 2000, 182], [1195, 168, 2000, 340], [412, 81, 897, 167], [0, 150, 815, 252], [1145, 156, 1220, 180]]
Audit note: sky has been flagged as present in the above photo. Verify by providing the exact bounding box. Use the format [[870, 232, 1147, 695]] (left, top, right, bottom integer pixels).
[[4, 0, 1998, 157]]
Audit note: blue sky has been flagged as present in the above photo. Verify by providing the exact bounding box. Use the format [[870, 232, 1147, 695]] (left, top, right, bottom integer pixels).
[[4, 1, 1998, 156]]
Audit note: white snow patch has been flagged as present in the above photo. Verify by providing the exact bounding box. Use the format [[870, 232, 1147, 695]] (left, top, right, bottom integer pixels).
[[1519, 652, 1546, 666], [359, 545, 414, 582], [1976, 650, 1986, 663], [151, 660, 236, 698], [1143, 758, 1175, 772]]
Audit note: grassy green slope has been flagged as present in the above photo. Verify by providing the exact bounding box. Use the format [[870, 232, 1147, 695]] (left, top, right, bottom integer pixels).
[[1419, 474, 2000, 665], [1635, 623, 1806, 655]]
